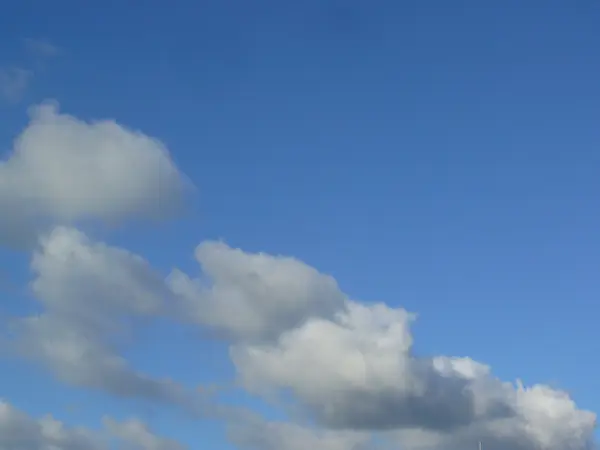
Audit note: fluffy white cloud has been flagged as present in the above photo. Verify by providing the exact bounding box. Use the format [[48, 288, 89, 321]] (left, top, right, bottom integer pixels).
[[230, 296, 596, 449], [231, 301, 514, 431], [162, 245, 594, 450], [168, 241, 345, 342], [164, 241, 600, 450], [0, 400, 185, 450], [164, 240, 598, 449], [0, 102, 191, 246], [6, 227, 594, 450], [11, 227, 201, 413], [0, 110, 595, 450]]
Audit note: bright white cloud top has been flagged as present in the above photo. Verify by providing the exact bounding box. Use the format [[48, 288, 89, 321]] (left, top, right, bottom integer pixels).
[[0, 103, 596, 450]]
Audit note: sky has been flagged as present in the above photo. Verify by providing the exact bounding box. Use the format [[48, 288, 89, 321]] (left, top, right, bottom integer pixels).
[[0, 1, 598, 449]]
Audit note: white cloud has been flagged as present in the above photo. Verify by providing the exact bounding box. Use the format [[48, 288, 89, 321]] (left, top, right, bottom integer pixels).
[[230, 296, 596, 449], [103, 417, 185, 450], [15, 314, 190, 406], [31, 226, 169, 320], [169, 245, 596, 450], [4, 226, 594, 450], [231, 301, 514, 431], [0, 98, 595, 450], [166, 241, 597, 449], [168, 241, 345, 342], [10, 227, 203, 414], [0, 102, 191, 246], [0, 400, 185, 450], [0, 67, 32, 103], [0, 401, 103, 450], [388, 383, 597, 450]]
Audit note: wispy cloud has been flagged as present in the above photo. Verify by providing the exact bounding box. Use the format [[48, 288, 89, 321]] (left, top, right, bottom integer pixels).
[[0, 38, 60, 104], [0, 67, 33, 103], [23, 37, 61, 59]]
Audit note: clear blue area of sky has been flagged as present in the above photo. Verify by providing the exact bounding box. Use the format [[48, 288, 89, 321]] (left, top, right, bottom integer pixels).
[[0, 1, 599, 446]]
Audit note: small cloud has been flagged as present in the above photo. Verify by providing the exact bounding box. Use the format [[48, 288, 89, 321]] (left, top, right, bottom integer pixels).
[[0, 67, 33, 103], [0, 102, 192, 245], [0, 39, 59, 104], [23, 38, 61, 58]]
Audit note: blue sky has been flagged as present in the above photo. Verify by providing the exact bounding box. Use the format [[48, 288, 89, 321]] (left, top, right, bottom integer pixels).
[[0, 1, 598, 449]]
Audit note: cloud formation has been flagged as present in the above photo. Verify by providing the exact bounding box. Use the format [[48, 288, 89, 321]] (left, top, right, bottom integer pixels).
[[167, 244, 596, 450], [168, 241, 345, 342], [0, 400, 185, 450], [10, 227, 203, 414], [0, 103, 191, 246], [231, 301, 512, 431], [0, 104, 595, 450], [387, 383, 596, 450]]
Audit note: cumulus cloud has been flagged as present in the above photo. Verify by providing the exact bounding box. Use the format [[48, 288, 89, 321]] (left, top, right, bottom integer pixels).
[[165, 243, 596, 450], [229, 297, 596, 448], [388, 383, 597, 450], [168, 241, 345, 342], [3, 225, 594, 450], [0, 100, 595, 449], [231, 301, 512, 431], [0, 102, 191, 246], [10, 227, 202, 414], [0, 400, 185, 450]]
